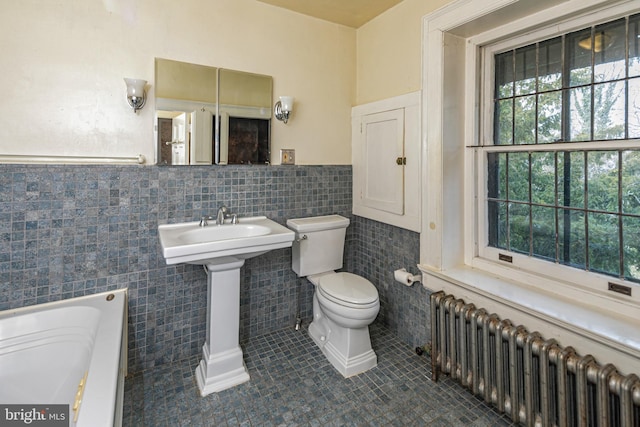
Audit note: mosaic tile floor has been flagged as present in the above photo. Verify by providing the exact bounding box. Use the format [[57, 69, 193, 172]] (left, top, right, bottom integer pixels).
[[123, 323, 512, 426]]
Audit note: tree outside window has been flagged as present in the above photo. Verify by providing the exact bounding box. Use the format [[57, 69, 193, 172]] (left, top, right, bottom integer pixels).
[[488, 13, 640, 283]]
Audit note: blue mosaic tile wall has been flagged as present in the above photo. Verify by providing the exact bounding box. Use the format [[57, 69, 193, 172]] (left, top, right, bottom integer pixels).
[[0, 163, 430, 373], [348, 216, 430, 350], [0, 164, 351, 372]]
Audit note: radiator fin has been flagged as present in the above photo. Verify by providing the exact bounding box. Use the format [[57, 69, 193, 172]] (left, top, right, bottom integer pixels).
[[430, 291, 640, 427]]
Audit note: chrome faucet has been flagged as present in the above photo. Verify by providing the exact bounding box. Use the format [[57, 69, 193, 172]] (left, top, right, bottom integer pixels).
[[199, 206, 237, 227], [215, 206, 227, 225], [215, 206, 238, 226]]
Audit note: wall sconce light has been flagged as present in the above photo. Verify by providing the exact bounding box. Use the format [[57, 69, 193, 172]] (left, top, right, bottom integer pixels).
[[124, 78, 147, 113], [274, 96, 294, 124]]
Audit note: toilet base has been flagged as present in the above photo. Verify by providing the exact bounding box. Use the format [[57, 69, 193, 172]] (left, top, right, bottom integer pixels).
[[308, 314, 377, 377]]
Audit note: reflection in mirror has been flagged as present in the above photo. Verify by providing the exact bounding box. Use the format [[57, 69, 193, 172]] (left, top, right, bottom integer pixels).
[[230, 118, 269, 164], [157, 111, 188, 165], [155, 59, 217, 165], [154, 58, 272, 165], [219, 69, 272, 165], [155, 101, 215, 165], [156, 59, 218, 103]]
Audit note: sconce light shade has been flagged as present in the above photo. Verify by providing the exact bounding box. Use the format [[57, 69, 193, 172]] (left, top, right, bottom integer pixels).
[[124, 78, 147, 113], [274, 96, 294, 124]]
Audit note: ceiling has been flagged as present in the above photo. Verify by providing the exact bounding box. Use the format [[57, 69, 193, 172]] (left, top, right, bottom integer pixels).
[[256, 0, 404, 28]]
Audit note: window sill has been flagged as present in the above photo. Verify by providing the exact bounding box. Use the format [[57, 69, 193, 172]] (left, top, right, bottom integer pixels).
[[418, 263, 640, 362]]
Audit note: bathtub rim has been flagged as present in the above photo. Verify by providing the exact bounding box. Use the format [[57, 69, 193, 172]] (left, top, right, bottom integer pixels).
[[0, 289, 128, 427]]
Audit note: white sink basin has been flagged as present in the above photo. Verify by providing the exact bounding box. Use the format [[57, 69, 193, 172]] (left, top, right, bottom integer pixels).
[[158, 216, 295, 265], [159, 215, 296, 395], [178, 224, 271, 244]]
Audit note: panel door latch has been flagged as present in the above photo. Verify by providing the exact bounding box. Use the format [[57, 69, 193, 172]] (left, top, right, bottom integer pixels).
[[396, 157, 407, 165]]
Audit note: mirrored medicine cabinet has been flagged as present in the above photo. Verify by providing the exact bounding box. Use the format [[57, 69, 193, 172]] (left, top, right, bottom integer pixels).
[[155, 58, 273, 166]]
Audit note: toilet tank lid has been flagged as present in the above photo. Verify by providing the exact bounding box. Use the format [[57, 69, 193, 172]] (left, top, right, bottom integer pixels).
[[286, 215, 349, 232]]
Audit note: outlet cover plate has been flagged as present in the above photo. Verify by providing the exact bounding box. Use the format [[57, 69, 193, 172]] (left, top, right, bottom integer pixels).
[[280, 149, 295, 165]]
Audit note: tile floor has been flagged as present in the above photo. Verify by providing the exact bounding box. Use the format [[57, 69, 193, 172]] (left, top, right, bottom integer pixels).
[[122, 323, 512, 426]]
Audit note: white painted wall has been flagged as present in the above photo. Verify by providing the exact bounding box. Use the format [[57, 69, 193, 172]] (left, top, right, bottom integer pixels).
[[355, 0, 453, 105], [0, 0, 355, 165]]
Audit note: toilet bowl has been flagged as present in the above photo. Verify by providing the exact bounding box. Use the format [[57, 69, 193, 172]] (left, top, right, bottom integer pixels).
[[315, 272, 379, 328], [307, 271, 380, 377], [287, 215, 380, 377]]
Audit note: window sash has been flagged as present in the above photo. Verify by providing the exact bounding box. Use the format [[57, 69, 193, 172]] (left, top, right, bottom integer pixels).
[[485, 148, 640, 282], [477, 9, 640, 290], [476, 145, 640, 294]]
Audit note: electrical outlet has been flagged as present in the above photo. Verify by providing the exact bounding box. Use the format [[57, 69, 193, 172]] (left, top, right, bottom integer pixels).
[[280, 149, 295, 165]]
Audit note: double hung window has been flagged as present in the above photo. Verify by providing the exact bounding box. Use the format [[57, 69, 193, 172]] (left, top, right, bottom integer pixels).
[[482, 13, 640, 284]]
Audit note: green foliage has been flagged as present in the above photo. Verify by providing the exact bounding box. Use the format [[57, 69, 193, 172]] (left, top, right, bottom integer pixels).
[[491, 150, 640, 281], [490, 37, 640, 282]]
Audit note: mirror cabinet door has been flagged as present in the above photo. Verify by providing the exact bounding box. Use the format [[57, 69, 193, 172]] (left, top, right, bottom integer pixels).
[[155, 58, 272, 165]]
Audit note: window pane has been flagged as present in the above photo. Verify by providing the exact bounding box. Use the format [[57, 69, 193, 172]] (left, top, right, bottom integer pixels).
[[587, 151, 619, 213], [515, 45, 537, 96], [532, 206, 556, 260], [567, 28, 593, 87], [487, 13, 640, 283], [531, 151, 556, 205], [514, 95, 536, 144], [622, 150, 640, 215], [538, 37, 562, 91], [537, 91, 562, 143], [495, 51, 514, 98], [593, 18, 626, 82], [588, 212, 620, 276], [559, 209, 586, 268], [629, 77, 640, 138], [623, 215, 640, 282], [629, 13, 640, 78], [495, 99, 513, 145], [568, 86, 592, 141], [594, 82, 625, 140], [557, 151, 585, 208], [488, 200, 507, 249], [493, 15, 639, 147], [487, 152, 507, 200], [509, 202, 530, 254], [508, 152, 530, 202]]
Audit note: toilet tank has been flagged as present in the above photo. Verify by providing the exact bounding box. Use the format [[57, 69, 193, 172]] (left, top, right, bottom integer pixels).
[[286, 215, 350, 277]]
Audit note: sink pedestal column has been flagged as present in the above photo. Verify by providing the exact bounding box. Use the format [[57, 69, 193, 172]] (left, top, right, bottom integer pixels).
[[195, 257, 250, 396]]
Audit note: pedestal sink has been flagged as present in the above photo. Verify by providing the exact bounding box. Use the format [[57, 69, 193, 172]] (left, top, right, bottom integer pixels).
[[158, 216, 295, 396]]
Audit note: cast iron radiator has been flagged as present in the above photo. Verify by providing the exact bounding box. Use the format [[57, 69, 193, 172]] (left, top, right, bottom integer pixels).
[[430, 291, 640, 427]]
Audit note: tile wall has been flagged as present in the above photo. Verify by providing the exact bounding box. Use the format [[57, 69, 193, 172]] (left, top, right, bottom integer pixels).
[[349, 216, 429, 349], [0, 163, 429, 373]]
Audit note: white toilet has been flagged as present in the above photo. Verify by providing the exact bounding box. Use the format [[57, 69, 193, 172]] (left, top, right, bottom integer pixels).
[[287, 214, 380, 377]]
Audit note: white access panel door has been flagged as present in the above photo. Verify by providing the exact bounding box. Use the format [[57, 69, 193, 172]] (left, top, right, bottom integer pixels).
[[361, 109, 405, 215]]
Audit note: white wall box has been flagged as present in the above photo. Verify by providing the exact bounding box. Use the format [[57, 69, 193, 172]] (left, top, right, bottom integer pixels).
[[352, 91, 421, 232]]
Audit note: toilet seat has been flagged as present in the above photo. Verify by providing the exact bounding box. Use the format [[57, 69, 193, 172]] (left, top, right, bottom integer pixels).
[[318, 272, 378, 308]]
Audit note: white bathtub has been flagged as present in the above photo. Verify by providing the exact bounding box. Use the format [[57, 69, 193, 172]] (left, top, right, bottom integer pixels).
[[0, 289, 127, 427]]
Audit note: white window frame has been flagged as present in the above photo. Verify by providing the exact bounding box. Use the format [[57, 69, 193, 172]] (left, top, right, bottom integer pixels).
[[419, 0, 640, 371], [476, 6, 640, 302]]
